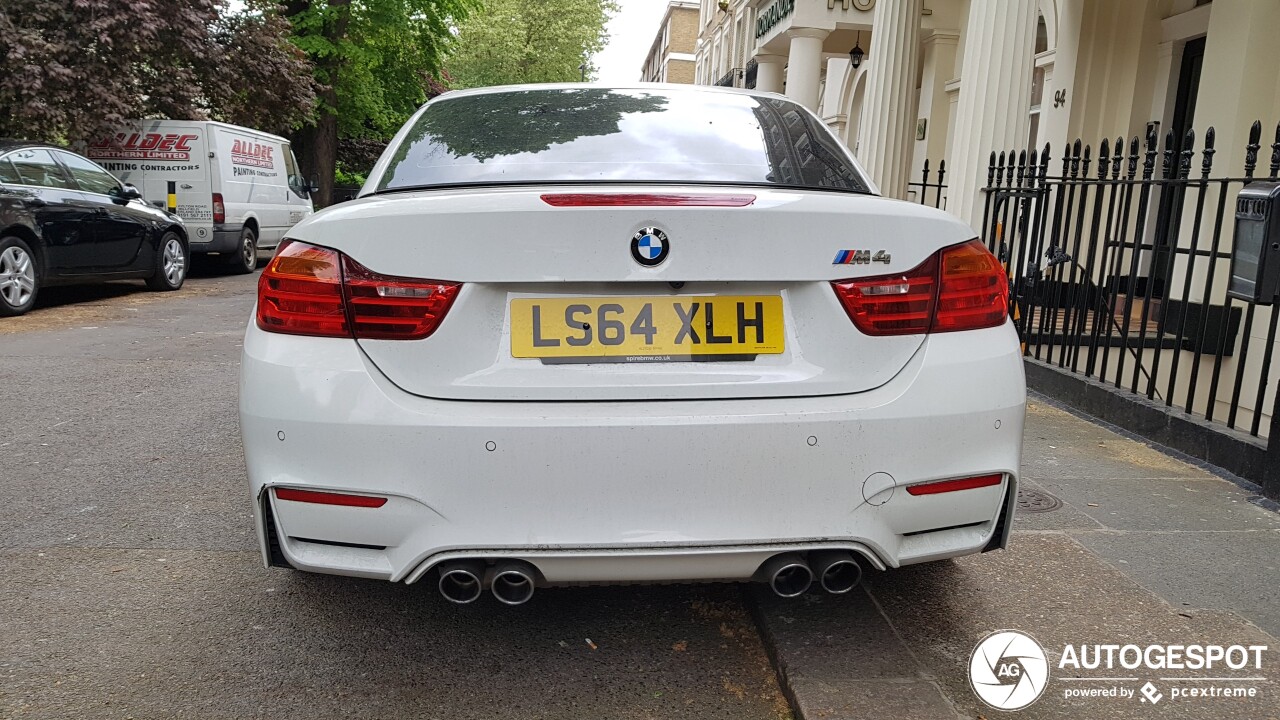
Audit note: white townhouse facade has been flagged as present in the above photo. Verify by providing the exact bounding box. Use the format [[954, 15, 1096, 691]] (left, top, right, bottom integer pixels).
[[691, 0, 1280, 482], [694, 0, 1280, 224]]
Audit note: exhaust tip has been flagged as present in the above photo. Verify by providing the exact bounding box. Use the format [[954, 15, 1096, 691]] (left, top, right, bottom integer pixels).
[[760, 553, 812, 598], [810, 551, 863, 594], [437, 561, 484, 604], [491, 561, 537, 605]]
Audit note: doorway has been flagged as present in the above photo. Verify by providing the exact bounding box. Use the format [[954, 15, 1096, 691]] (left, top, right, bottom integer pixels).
[[1150, 36, 1205, 297]]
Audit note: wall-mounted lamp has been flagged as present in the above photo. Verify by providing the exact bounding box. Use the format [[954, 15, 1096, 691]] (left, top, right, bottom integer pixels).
[[848, 31, 864, 69]]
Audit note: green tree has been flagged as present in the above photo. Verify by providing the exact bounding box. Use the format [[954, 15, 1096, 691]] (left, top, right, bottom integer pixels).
[[0, 0, 315, 143], [447, 0, 619, 89], [283, 0, 475, 205]]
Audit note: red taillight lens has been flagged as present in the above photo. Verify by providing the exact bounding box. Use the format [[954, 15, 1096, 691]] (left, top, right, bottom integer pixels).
[[341, 256, 460, 340], [275, 487, 387, 508], [832, 239, 1007, 336], [832, 255, 937, 336], [212, 193, 225, 224], [905, 473, 1004, 496], [257, 240, 347, 337], [932, 240, 1009, 332], [256, 240, 461, 340]]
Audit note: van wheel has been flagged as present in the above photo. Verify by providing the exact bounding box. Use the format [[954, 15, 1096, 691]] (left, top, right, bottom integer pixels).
[[225, 227, 258, 275], [0, 236, 39, 316], [145, 232, 188, 291]]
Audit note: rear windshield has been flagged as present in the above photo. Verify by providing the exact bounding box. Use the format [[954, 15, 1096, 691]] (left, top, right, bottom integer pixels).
[[376, 88, 870, 194]]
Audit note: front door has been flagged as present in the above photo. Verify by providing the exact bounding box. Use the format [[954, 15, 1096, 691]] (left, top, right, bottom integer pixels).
[[1150, 36, 1205, 298], [56, 151, 149, 270], [3, 148, 98, 274]]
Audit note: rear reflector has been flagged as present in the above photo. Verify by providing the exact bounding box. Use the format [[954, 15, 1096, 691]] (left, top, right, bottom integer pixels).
[[275, 487, 388, 508], [540, 193, 755, 207], [905, 474, 1004, 496]]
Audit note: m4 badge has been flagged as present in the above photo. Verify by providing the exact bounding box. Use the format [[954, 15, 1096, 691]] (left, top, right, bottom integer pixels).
[[833, 250, 891, 265]]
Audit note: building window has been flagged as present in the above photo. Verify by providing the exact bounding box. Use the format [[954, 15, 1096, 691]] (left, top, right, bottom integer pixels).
[[1028, 16, 1048, 149]]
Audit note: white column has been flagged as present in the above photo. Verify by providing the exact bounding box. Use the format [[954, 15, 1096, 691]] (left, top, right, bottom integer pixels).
[[784, 28, 829, 111], [912, 32, 958, 187], [754, 54, 786, 93], [1039, 0, 1082, 155], [821, 56, 851, 138], [855, 0, 924, 199], [945, 0, 1038, 225]]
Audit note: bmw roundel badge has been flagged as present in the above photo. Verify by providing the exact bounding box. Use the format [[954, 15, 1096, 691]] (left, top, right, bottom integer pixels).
[[631, 227, 670, 267]]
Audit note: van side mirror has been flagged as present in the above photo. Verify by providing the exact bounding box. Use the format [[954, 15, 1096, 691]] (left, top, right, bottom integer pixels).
[[308, 174, 321, 194]]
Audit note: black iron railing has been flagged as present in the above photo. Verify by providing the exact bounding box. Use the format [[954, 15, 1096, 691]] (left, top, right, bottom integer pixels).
[[715, 68, 744, 88], [744, 59, 757, 90], [981, 121, 1280, 439], [908, 159, 947, 208]]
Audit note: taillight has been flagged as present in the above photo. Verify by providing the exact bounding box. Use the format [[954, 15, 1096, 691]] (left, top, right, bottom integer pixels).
[[256, 240, 461, 340], [212, 193, 225, 224], [341, 255, 460, 340], [832, 239, 1007, 336]]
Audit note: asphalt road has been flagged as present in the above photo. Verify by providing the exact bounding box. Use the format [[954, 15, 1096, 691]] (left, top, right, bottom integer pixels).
[[0, 269, 789, 720], [3, 264, 1279, 719]]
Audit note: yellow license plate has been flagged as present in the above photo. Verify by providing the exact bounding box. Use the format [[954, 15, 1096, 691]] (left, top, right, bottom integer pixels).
[[510, 296, 785, 362]]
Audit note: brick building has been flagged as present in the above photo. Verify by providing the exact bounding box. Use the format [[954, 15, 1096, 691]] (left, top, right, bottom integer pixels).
[[641, 2, 700, 84]]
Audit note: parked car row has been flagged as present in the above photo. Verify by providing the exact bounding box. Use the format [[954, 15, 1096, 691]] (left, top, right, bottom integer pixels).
[[0, 121, 315, 316]]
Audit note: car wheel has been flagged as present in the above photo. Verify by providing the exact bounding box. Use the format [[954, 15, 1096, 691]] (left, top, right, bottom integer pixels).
[[0, 236, 39, 316], [225, 226, 258, 275], [145, 231, 188, 291]]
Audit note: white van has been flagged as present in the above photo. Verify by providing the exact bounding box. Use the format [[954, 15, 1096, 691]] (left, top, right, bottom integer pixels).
[[86, 120, 314, 273]]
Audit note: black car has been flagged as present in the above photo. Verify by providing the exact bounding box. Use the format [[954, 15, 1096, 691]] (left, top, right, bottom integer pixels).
[[0, 141, 189, 316]]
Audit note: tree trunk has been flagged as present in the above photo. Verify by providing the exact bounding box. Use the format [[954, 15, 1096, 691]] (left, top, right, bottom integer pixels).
[[297, 85, 340, 208]]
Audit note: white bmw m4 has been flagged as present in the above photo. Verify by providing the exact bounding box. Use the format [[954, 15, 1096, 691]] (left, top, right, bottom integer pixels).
[[240, 85, 1025, 604]]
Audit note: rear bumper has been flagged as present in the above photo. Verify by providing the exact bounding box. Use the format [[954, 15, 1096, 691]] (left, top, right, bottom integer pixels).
[[191, 225, 240, 254], [240, 322, 1026, 584]]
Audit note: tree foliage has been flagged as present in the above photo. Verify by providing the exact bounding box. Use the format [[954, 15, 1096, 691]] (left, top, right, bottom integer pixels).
[[447, 0, 619, 89], [0, 0, 316, 143], [282, 0, 475, 204]]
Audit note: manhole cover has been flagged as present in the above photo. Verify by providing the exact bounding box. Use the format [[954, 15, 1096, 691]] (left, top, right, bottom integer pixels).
[[1017, 488, 1063, 513]]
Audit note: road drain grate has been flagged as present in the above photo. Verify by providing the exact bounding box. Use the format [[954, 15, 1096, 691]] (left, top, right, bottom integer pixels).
[[1017, 488, 1063, 513]]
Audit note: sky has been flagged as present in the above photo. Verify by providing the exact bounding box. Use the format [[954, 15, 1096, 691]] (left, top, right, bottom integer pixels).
[[594, 0, 672, 84]]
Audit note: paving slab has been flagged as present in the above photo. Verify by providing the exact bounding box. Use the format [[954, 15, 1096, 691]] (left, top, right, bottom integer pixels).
[[863, 534, 1277, 719], [1021, 400, 1207, 480], [1072, 529, 1280, 636]]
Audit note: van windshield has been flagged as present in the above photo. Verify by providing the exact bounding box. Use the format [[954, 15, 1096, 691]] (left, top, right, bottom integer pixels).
[[376, 88, 871, 194]]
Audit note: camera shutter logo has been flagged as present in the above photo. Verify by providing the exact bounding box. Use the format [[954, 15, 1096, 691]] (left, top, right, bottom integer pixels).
[[969, 630, 1051, 711]]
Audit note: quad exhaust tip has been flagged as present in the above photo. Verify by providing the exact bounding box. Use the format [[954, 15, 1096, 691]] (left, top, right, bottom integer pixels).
[[490, 560, 537, 605], [810, 550, 863, 594], [437, 560, 485, 604], [760, 553, 813, 598]]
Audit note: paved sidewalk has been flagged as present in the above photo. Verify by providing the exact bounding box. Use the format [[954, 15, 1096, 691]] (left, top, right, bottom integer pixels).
[[754, 398, 1280, 719]]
